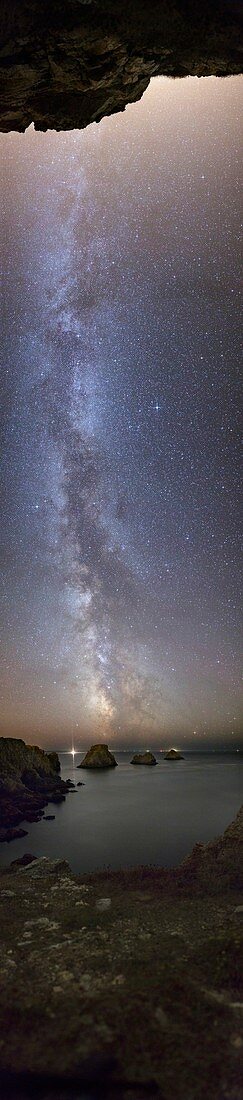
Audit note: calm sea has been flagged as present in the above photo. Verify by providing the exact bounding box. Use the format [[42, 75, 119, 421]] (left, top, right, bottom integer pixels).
[[0, 751, 242, 874]]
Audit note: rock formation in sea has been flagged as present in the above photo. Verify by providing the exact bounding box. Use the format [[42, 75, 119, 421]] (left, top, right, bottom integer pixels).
[[0, 1, 242, 134], [0, 737, 71, 841], [164, 748, 184, 759], [131, 751, 157, 765], [77, 743, 118, 768]]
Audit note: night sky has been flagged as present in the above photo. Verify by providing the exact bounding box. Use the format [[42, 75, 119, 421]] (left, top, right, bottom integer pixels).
[[1, 76, 242, 750]]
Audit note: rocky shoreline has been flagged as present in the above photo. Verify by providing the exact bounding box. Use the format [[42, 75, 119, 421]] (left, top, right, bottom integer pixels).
[[0, 738, 73, 842], [0, 807, 242, 1099]]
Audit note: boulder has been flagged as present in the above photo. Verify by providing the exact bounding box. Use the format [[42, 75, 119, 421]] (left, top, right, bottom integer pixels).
[[131, 752, 157, 765], [77, 744, 117, 769], [164, 749, 184, 760]]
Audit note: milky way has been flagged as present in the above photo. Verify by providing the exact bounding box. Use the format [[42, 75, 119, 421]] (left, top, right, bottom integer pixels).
[[1, 77, 242, 748]]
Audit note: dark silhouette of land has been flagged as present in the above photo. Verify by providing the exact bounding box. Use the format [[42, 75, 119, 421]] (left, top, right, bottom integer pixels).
[[0, 1, 242, 133]]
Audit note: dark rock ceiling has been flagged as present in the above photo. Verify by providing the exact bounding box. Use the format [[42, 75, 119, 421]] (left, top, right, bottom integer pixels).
[[0, 1, 242, 133]]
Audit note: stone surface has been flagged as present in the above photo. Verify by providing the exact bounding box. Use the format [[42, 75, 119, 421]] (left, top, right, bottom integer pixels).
[[0, 737, 71, 839], [131, 751, 157, 765], [96, 896, 111, 911], [0, 805, 242, 1099], [0, 1, 242, 134], [77, 743, 118, 768]]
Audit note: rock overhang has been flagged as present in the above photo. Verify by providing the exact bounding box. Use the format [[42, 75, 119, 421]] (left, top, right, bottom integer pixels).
[[0, 1, 242, 133]]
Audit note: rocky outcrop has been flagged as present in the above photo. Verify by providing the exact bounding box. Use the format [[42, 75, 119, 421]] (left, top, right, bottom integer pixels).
[[178, 804, 243, 892], [164, 748, 184, 760], [0, 826, 28, 843], [9, 853, 37, 868], [0, 1, 242, 133], [77, 743, 117, 768], [47, 752, 60, 774], [0, 737, 70, 841], [131, 751, 157, 765]]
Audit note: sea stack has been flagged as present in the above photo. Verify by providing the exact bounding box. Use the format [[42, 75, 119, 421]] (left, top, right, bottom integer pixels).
[[77, 744, 118, 769], [164, 748, 184, 760], [131, 751, 157, 765]]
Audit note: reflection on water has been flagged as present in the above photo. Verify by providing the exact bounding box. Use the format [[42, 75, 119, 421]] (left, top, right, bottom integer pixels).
[[0, 752, 242, 874]]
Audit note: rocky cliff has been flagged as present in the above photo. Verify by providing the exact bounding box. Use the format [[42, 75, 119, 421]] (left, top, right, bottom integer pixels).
[[0, 1, 242, 133], [0, 737, 71, 841], [178, 803, 243, 892]]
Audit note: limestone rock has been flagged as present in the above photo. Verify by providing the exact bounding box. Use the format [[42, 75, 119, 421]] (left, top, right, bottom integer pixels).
[[131, 752, 157, 765], [77, 744, 117, 769]]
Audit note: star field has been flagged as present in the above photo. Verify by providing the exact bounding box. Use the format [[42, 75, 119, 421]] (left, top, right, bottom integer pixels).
[[0, 76, 242, 748]]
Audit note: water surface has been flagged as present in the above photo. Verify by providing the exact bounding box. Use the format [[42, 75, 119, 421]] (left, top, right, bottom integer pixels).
[[0, 751, 242, 873]]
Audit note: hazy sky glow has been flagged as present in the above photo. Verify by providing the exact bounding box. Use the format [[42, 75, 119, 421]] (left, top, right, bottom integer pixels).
[[1, 76, 242, 749]]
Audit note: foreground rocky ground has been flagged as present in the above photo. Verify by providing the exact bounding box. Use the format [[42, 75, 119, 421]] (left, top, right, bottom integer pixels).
[[0, 808, 242, 1100]]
